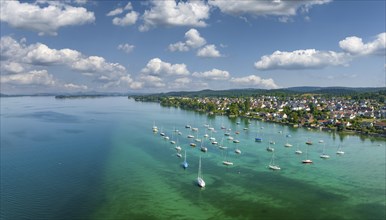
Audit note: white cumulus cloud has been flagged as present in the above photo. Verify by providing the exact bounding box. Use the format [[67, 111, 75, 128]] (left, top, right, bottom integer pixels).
[[339, 32, 386, 56], [106, 8, 124, 17], [107, 2, 138, 26], [139, 75, 165, 88], [139, 0, 210, 31], [168, 42, 190, 52], [197, 44, 222, 58], [0, 36, 142, 91], [25, 43, 81, 65], [209, 0, 331, 17], [230, 75, 279, 89], [1, 70, 55, 86], [64, 83, 88, 90], [254, 49, 349, 70], [71, 56, 126, 79], [141, 58, 190, 76], [192, 68, 230, 80], [112, 11, 139, 26], [2, 62, 25, 74], [169, 28, 206, 52], [0, 1, 95, 36], [118, 43, 135, 54]]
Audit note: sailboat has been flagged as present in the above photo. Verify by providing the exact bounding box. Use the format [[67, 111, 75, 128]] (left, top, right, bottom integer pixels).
[[255, 128, 263, 142], [170, 132, 176, 144], [295, 144, 303, 154], [235, 148, 241, 154], [160, 127, 165, 136], [200, 138, 208, 152], [268, 151, 281, 170], [194, 131, 202, 142], [306, 138, 313, 145], [302, 145, 313, 164], [174, 138, 182, 151], [320, 143, 330, 159], [182, 150, 188, 169], [197, 157, 205, 188], [218, 137, 228, 150], [152, 121, 158, 132], [222, 150, 234, 166], [336, 144, 345, 155], [266, 141, 275, 152]]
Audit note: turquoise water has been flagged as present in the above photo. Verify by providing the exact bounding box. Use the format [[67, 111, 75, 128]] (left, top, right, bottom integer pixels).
[[1, 97, 385, 219]]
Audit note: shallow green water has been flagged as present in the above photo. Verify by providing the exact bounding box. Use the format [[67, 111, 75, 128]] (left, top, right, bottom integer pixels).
[[1, 97, 385, 219]]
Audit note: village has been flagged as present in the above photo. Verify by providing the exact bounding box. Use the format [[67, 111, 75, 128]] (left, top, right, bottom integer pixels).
[[156, 94, 386, 136]]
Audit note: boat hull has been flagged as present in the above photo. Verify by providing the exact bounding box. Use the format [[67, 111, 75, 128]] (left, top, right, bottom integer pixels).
[[269, 165, 281, 170], [197, 178, 205, 188]]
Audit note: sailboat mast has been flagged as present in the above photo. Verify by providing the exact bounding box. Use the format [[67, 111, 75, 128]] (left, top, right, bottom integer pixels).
[[198, 157, 201, 178]]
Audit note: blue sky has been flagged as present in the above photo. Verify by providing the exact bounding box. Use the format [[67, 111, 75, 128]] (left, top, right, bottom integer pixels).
[[0, 0, 385, 94]]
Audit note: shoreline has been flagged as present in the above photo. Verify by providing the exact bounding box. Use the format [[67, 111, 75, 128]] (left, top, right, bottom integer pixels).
[[151, 100, 386, 140]]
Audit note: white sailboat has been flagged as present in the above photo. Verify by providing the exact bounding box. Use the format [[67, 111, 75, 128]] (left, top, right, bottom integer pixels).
[[194, 131, 202, 142], [170, 132, 176, 144], [182, 150, 188, 169], [197, 157, 205, 188], [218, 138, 227, 150], [200, 138, 208, 152], [295, 144, 303, 154], [302, 145, 313, 164], [152, 121, 158, 132], [159, 127, 165, 136], [336, 144, 345, 155], [320, 143, 330, 159], [222, 150, 233, 166], [266, 141, 275, 152], [235, 148, 241, 154], [268, 151, 281, 170]]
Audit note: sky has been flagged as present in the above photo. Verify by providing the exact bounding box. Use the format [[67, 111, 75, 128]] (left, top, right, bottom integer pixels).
[[0, 0, 385, 94]]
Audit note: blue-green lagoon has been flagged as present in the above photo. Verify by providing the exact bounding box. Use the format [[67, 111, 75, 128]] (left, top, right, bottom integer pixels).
[[1, 97, 385, 219]]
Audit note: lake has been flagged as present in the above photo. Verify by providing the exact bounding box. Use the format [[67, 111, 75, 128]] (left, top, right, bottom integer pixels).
[[1, 96, 385, 220]]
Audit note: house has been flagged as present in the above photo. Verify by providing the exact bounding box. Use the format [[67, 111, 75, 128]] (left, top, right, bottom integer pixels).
[[374, 121, 386, 130], [360, 121, 373, 128]]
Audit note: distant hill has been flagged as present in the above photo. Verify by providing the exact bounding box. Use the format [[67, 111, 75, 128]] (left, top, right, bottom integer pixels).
[[139, 87, 386, 98], [286, 86, 385, 94]]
